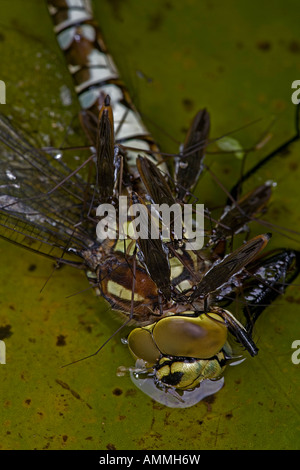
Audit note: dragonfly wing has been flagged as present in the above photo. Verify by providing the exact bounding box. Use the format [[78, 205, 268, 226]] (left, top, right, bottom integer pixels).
[[0, 114, 97, 265]]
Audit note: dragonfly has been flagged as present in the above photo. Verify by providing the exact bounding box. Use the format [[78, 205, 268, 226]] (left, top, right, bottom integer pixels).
[[0, 0, 299, 408]]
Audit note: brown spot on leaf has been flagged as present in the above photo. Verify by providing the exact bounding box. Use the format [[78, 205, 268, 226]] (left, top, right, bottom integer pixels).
[[257, 40, 271, 51], [288, 40, 300, 53], [107, 0, 126, 22], [182, 98, 194, 112], [28, 264, 36, 272], [147, 12, 164, 31], [204, 394, 216, 405], [285, 295, 300, 304], [107, 443, 117, 450], [125, 388, 137, 397], [289, 161, 298, 171], [56, 334, 67, 346], [0, 325, 12, 340], [164, 1, 173, 10]]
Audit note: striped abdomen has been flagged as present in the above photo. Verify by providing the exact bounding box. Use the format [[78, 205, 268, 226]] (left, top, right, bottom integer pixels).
[[47, 0, 162, 170]]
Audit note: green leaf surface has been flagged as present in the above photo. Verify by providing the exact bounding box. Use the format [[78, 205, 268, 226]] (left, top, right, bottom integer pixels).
[[0, 0, 300, 450]]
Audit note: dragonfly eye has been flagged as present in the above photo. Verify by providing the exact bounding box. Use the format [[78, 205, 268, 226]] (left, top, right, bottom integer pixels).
[[127, 324, 160, 365], [152, 313, 228, 359], [128, 312, 228, 369]]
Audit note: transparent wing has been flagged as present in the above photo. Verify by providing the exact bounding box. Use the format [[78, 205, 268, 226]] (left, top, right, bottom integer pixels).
[[0, 114, 98, 266]]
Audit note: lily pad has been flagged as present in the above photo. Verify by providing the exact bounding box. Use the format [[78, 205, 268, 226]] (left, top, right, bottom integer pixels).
[[0, 0, 300, 450]]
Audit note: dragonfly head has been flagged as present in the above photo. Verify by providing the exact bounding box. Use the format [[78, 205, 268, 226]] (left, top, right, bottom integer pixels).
[[127, 311, 228, 389]]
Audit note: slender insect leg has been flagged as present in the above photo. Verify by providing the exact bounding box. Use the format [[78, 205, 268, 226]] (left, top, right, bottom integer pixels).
[[229, 104, 300, 201], [241, 249, 300, 334]]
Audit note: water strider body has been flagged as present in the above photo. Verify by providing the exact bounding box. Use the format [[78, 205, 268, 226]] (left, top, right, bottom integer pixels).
[[0, 0, 299, 407]]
